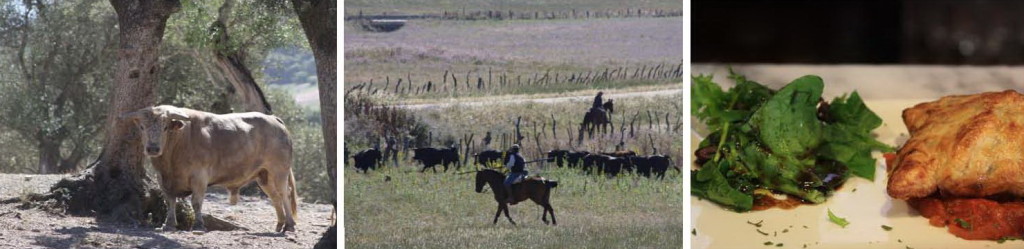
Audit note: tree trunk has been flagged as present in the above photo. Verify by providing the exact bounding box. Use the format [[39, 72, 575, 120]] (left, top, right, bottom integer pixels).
[[58, 144, 88, 173], [38, 134, 88, 174], [210, 0, 272, 114], [50, 0, 181, 225], [38, 140, 61, 174], [291, 0, 336, 246]]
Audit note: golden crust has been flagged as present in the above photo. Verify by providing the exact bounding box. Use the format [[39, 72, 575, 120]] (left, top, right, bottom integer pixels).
[[888, 90, 1024, 199]]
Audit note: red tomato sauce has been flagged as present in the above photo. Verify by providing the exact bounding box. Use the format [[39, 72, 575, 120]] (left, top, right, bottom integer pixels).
[[883, 153, 897, 167], [909, 198, 1024, 240]]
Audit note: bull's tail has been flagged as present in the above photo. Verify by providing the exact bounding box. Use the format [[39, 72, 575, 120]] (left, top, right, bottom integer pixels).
[[289, 170, 298, 217]]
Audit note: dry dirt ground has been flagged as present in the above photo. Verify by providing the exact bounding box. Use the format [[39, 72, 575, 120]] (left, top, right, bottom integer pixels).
[[0, 174, 333, 249]]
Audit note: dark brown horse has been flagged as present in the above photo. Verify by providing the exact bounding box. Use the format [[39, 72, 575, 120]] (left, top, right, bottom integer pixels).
[[475, 169, 558, 225], [581, 107, 610, 136]]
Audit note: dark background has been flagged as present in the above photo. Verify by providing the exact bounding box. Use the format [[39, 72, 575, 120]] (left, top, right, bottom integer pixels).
[[693, 0, 1024, 64]]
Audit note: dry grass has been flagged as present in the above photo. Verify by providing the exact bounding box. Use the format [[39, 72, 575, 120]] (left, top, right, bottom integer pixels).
[[344, 18, 684, 65], [343, 164, 683, 248], [344, 0, 683, 16], [344, 18, 684, 100], [408, 93, 684, 162]]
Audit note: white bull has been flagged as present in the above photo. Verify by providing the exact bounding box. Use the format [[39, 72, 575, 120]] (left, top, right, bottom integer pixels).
[[120, 105, 298, 233]]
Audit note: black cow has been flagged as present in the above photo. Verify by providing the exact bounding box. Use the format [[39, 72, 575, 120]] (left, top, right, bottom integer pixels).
[[546, 150, 569, 167], [603, 157, 628, 177], [601, 150, 637, 158], [413, 147, 461, 173], [582, 154, 609, 174], [629, 156, 653, 178], [442, 147, 461, 170], [566, 151, 590, 168], [474, 150, 504, 167], [650, 155, 674, 179], [352, 148, 382, 173]]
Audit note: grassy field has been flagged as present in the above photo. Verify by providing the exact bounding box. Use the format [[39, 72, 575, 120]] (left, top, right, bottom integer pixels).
[[343, 164, 684, 248], [344, 0, 683, 15]]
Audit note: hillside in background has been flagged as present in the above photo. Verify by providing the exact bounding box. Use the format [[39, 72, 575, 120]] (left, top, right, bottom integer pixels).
[[264, 46, 318, 86], [263, 46, 321, 107]]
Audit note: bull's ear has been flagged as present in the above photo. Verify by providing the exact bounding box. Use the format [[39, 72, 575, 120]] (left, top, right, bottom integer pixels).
[[168, 120, 186, 130]]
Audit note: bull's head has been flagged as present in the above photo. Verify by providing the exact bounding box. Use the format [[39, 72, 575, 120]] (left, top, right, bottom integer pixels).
[[119, 105, 190, 157]]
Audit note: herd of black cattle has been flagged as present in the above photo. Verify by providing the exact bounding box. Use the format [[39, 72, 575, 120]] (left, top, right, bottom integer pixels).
[[349, 146, 678, 179]]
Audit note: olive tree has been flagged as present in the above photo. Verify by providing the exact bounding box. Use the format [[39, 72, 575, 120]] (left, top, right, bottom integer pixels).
[[0, 0, 115, 174]]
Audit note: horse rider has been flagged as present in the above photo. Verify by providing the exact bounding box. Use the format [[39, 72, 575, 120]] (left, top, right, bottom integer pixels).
[[592, 91, 604, 110], [504, 144, 527, 203]]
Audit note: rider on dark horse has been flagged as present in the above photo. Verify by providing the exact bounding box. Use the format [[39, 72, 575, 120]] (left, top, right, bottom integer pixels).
[[592, 91, 604, 110], [504, 144, 527, 204]]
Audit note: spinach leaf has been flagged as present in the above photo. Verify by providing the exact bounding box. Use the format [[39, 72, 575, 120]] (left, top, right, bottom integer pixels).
[[692, 160, 754, 212], [819, 91, 894, 180], [748, 75, 824, 156]]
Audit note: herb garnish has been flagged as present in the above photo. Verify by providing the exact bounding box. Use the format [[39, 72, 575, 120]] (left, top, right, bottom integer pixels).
[[827, 209, 849, 228], [954, 218, 972, 231]]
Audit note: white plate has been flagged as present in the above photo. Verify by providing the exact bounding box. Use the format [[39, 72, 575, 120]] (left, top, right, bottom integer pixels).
[[691, 99, 1022, 249]]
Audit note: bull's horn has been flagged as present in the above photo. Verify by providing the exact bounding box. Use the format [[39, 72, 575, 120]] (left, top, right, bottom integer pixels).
[[165, 108, 190, 120]]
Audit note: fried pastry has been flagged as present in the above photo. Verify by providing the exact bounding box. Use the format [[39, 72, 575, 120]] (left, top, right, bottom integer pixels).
[[888, 90, 1024, 199]]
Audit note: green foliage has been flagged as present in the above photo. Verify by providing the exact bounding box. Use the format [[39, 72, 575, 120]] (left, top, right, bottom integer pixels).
[[0, 130, 36, 173], [0, 0, 115, 173], [171, 0, 302, 68], [264, 47, 317, 85], [690, 73, 891, 211]]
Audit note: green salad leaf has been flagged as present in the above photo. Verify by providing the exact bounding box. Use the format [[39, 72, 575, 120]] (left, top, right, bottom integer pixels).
[[691, 72, 891, 212]]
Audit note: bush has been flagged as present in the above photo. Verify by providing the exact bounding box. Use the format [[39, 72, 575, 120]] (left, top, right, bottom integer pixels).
[[344, 94, 431, 150]]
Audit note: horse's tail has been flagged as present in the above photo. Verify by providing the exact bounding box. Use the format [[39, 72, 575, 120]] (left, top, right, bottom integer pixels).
[[546, 180, 559, 188]]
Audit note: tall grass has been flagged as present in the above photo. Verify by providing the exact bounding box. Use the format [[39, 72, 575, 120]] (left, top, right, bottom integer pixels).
[[345, 47, 681, 101], [413, 93, 684, 164], [344, 164, 683, 248]]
